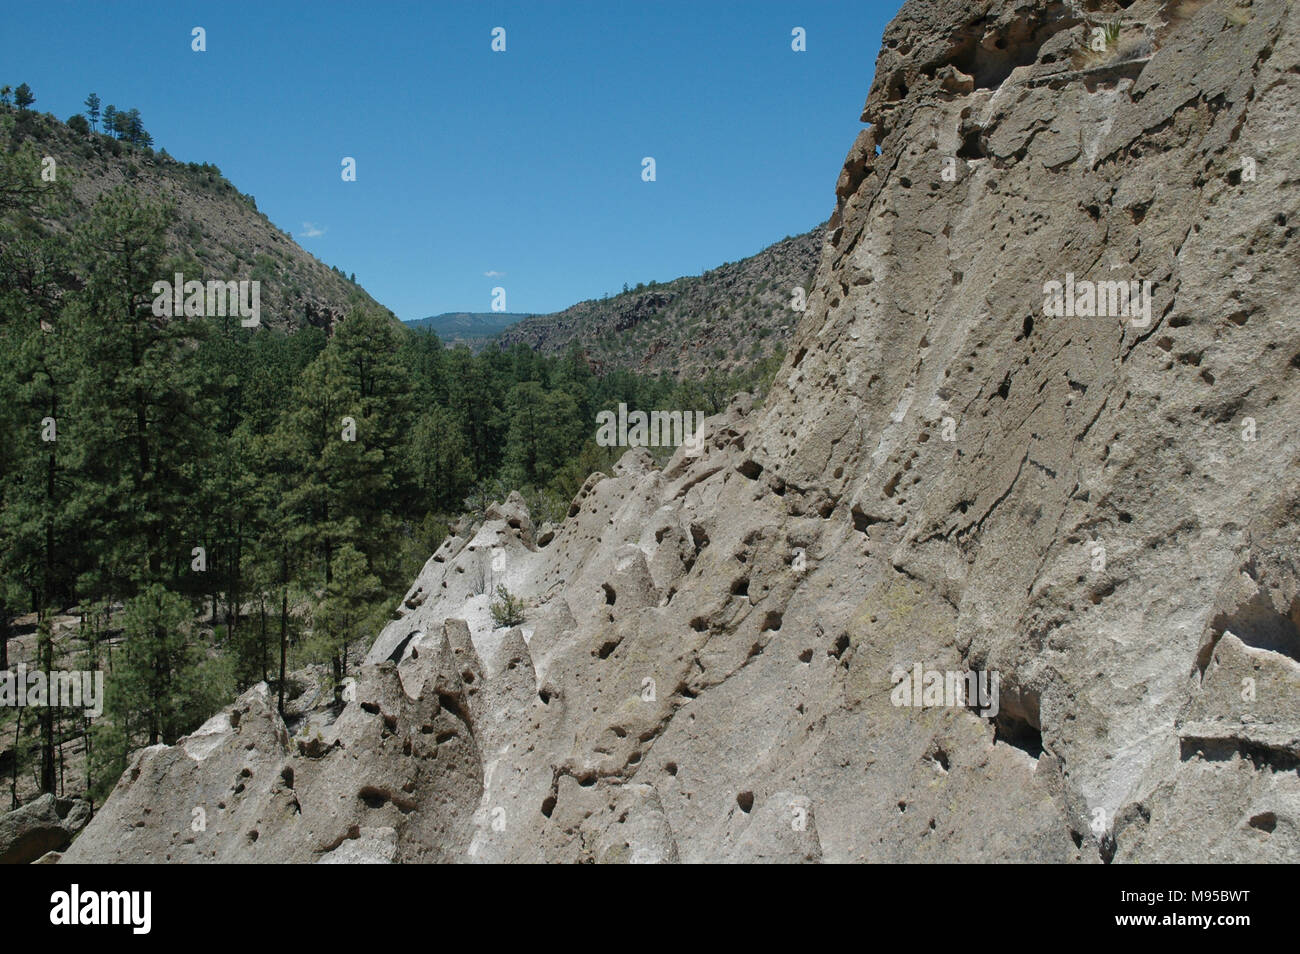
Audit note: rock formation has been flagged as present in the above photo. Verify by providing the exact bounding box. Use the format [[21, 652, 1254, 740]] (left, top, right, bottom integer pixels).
[[0, 793, 91, 864], [63, 0, 1299, 863]]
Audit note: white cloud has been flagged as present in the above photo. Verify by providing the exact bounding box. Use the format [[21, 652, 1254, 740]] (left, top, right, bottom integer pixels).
[[299, 222, 326, 238], [484, 269, 505, 277]]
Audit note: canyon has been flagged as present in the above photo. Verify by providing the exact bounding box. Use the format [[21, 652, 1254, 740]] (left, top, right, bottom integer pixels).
[[60, 0, 1300, 863]]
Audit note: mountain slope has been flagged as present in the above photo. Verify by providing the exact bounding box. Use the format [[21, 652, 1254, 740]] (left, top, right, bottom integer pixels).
[[65, 0, 1300, 863], [6, 109, 390, 331], [496, 227, 824, 376]]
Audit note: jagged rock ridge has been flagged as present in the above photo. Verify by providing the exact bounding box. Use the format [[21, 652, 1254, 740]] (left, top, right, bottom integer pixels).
[[64, 0, 1299, 863]]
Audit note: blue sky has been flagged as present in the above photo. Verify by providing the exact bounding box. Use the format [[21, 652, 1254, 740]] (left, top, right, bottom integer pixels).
[[1, 0, 899, 319]]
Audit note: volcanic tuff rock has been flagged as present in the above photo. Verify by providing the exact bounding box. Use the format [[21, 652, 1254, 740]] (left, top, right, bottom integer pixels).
[[0, 793, 90, 865], [64, 0, 1299, 862]]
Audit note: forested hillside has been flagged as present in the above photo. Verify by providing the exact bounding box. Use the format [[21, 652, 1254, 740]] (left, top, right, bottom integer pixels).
[[402, 312, 533, 350], [1, 86, 382, 332], [0, 95, 778, 807]]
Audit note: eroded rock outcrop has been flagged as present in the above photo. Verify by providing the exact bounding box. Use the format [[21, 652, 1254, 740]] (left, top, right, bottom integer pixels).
[[0, 794, 91, 865], [64, 0, 1299, 863]]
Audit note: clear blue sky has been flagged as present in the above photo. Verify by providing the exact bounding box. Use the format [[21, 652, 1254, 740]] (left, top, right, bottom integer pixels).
[[1, 0, 899, 319]]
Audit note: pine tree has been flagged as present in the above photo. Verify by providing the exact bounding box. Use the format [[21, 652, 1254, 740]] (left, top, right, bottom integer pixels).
[[555, 344, 596, 423], [328, 306, 414, 582], [124, 108, 146, 147], [409, 404, 472, 513], [0, 143, 77, 674], [36, 616, 55, 793], [399, 327, 449, 406], [83, 93, 100, 132], [445, 346, 501, 477], [503, 382, 583, 489], [65, 189, 215, 598], [248, 424, 301, 717], [314, 543, 381, 704], [90, 583, 226, 798]]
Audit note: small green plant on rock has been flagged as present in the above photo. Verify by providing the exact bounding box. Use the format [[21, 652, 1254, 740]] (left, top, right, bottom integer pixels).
[[490, 584, 526, 627]]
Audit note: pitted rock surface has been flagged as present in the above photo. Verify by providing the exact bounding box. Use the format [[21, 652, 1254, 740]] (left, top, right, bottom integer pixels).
[[64, 0, 1300, 863]]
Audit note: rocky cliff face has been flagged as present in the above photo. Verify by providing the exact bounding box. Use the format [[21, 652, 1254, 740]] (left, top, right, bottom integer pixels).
[[62, 0, 1299, 863]]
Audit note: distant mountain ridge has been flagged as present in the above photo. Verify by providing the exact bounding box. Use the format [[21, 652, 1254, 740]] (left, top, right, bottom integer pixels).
[[403, 312, 532, 348]]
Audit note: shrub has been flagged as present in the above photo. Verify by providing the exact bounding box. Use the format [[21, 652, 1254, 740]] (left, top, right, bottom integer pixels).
[[490, 584, 526, 628]]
